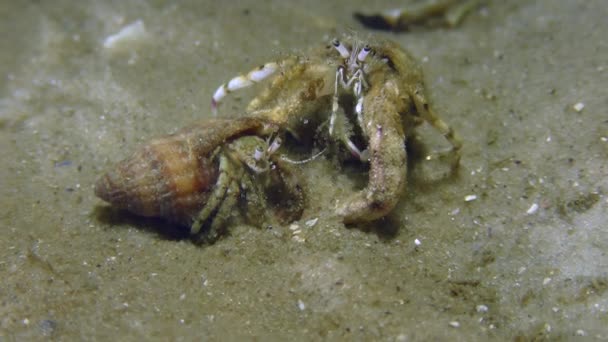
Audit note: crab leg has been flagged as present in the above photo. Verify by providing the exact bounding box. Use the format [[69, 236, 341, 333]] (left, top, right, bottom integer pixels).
[[411, 88, 462, 169], [212, 62, 279, 115], [328, 67, 370, 161], [353, 0, 481, 31], [328, 67, 343, 136], [204, 180, 240, 243], [190, 153, 232, 235]]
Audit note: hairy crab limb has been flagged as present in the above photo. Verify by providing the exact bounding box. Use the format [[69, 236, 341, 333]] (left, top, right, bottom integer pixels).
[[211, 54, 335, 142], [375, 39, 462, 159], [336, 85, 408, 223], [211, 57, 333, 123], [411, 85, 462, 169], [354, 0, 482, 31], [246, 58, 334, 136], [337, 38, 462, 223]]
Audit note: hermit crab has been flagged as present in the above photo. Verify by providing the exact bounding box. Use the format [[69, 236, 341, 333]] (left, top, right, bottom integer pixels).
[[95, 117, 304, 243], [212, 35, 462, 223]]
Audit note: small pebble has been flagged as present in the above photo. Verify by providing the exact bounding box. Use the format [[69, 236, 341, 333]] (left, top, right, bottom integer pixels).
[[572, 102, 585, 112], [292, 235, 305, 243], [476, 304, 489, 313], [39, 319, 57, 337], [449, 321, 460, 328], [297, 299, 306, 311], [414, 238, 421, 246]]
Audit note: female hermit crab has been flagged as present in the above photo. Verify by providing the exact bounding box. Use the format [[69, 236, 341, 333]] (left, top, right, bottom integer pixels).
[[95, 117, 305, 243], [212, 35, 462, 223]]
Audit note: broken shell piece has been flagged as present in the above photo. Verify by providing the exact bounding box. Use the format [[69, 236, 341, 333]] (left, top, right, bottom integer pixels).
[[572, 102, 585, 112], [103, 20, 146, 50], [464, 194, 477, 202], [305, 218, 319, 227], [526, 203, 539, 215]]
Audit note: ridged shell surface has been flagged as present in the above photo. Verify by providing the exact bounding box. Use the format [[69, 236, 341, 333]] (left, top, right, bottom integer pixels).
[[95, 117, 273, 226]]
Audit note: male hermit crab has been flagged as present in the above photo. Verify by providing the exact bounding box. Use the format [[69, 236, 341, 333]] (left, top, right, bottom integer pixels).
[[212, 35, 462, 224]]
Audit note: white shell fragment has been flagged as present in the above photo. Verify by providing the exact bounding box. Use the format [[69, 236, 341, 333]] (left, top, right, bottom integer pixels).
[[449, 321, 460, 328], [297, 299, 306, 311], [103, 20, 146, 50], [572, 102, 585, 112], [464, 194, 477, 202], [526, 203, 539, 215], [305, 218, 319, 227]]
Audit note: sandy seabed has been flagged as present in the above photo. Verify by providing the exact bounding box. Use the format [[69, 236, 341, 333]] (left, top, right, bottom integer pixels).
[[1, 0, 607, 340]]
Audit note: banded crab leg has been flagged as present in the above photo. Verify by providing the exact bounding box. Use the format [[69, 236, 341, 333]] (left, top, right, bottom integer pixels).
[[211, 62, 279, 115]]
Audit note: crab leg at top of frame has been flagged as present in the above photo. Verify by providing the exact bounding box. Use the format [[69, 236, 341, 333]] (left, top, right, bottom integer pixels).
[[353, 0, 482, 31], [211, 62, 279, 115]]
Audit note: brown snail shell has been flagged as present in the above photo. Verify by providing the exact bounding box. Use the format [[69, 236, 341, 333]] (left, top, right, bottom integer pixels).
[[95, 117, 276, 227]]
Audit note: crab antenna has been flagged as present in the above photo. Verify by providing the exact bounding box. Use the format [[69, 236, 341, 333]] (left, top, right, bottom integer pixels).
[[280, 147, 327, 165], [332, 39, 350, 59], [346, 139, 365, 161], [357, 45, 371, 62], [211, 62, 279, 115]]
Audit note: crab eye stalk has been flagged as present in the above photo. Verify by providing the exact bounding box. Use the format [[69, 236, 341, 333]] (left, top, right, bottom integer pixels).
[[357, 45, 371, 62], [253, 147, 264, 161], [332, 39, 350, 59]]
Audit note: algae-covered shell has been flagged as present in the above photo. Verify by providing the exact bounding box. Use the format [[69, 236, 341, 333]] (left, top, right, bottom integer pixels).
[[95, 117, 275, 226]]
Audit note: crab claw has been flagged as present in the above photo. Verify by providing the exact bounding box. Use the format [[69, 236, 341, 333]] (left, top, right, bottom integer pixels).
[[336, 84, 407, 223]]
